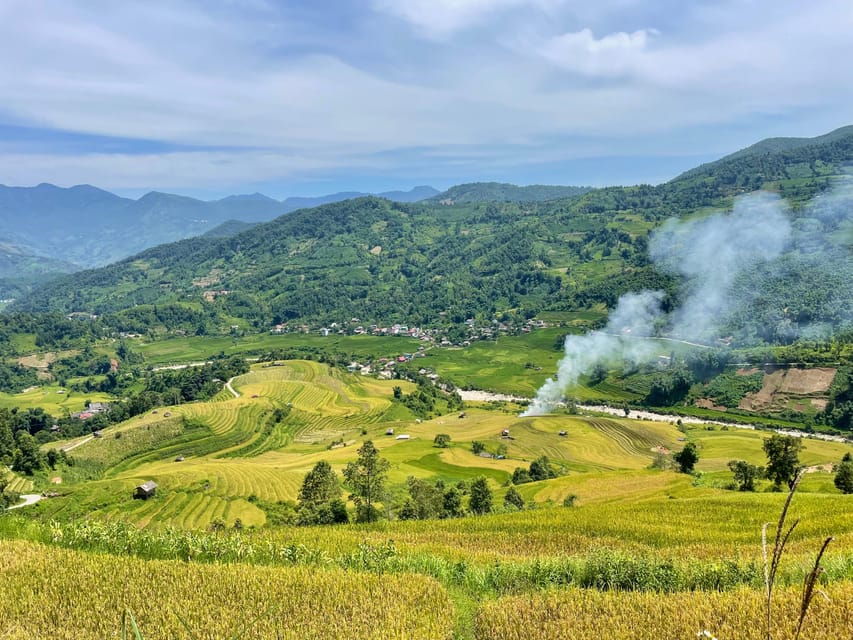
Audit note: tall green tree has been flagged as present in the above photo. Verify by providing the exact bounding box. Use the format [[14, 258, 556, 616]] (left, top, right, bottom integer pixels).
[[529, 456, 557, 481], [728, 459, 762, 491], [468, 477, 492, 515], [674, 442, 699, 474], [343, 440, 390, 523], [835, 452, 853, 494], [11, 430, 44, 475], [297, 461, 347, 525], [763, 434, 803, 489], [504, 486, 525, 510]]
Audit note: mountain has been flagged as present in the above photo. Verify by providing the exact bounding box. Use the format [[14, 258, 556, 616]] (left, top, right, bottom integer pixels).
[[670, 125, 853, 200], [203, 220, 260, 238], [431, 182, 593, 204], [280, 185, 439, 212], [0, 183, 438, 270], [11, 125, 853, 332], [378, 185, 440, 202]]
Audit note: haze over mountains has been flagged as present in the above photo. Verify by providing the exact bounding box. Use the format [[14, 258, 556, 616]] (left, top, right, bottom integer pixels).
[[11, 125, 853, 346], [0, 183, 443, 274]]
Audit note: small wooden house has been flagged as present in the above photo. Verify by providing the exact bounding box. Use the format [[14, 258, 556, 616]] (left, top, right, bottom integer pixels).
[[134, 481, 158, 500]]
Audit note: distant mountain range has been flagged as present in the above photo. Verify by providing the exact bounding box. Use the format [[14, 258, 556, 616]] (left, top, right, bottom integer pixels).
[[0, 184, 444, 274], [12, 124, 853, 332]]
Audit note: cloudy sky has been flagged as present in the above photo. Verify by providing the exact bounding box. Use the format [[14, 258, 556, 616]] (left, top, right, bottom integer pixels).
[[1, 0, 851, 198]]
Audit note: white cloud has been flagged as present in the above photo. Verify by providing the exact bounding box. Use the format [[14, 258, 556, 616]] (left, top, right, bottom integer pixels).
[[538, 28, 654, 76], [0, 0, 852, 191]]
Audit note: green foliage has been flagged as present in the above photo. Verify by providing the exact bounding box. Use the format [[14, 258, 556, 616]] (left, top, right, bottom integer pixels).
[[468, 477, 492, 515], [343, 441, 390, 523], [529, 456, 558, 481], [11, 430, 44, 475], [701, 372, 763, 407], [297, 461, 346, 525], [511, 467, 532, 485], [503, 486, 525, 510], [646, 365, 693, 406], [727, 460, 762, 491], [433, 433, 451, 448], [471, 441, 486, 455], [673, 442, 699, 474], [763, 434, 803, 489], [834, 454, 853, 494]]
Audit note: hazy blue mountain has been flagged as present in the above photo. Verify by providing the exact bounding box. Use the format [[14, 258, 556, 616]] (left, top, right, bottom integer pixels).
[[203, 220, 260, 238], [430, 182, 593, 203], [0, 183, 438, 269]]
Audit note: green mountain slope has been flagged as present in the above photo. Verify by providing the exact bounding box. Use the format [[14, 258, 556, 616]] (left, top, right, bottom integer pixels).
[[10, 125, 853, 338], [670, 125, 853, 201], [431, 182, 593, 203]]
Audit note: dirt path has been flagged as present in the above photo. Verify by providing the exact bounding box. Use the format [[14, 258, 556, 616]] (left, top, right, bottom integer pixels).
[[225, 377, 240, 398], [7, 494, 43, 510], [61, 436, 93, 453]]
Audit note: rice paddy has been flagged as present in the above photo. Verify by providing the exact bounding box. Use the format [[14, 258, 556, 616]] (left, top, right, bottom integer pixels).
[[5, 357, 853, 639]]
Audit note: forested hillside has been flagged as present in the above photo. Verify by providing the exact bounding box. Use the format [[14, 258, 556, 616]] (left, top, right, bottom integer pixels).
[[9, 125, 853, 344]]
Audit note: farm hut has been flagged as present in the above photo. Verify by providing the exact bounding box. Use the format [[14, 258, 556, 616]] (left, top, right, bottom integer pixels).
[[175, 455, 185, 462], [92, 430, 103, 438], [395, 434, 411, 440], [501, 429, 510, 437], [386, 428, 395, 436], [558, 431, 567, 437], [134, 481, 158, 500]]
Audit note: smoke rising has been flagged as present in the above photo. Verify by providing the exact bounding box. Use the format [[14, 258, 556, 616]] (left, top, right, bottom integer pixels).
[[523, 185, 853, 416]]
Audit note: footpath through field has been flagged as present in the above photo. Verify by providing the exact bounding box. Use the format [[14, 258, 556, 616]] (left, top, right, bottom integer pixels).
[[6, 494, 43, 510]]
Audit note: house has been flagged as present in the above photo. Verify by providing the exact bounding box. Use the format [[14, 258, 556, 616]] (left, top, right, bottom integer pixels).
[[134, 481, 158, 500]]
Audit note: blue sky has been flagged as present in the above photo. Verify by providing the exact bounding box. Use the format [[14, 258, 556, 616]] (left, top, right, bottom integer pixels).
[[0, 0, 851, 199]]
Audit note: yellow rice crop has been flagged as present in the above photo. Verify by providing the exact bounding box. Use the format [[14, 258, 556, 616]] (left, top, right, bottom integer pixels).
[[475, 583, 853, 640], [0, 540, 454, 639]]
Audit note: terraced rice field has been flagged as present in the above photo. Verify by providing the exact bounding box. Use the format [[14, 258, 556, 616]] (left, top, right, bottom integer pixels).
[[0, 540, 454, 639], [475, 583, 853, 640]]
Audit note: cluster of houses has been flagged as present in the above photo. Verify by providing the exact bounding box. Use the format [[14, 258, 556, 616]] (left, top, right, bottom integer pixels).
[[271, 316, 552, 346], [70, 401, 110, 421], [347, 355, 433, 379]]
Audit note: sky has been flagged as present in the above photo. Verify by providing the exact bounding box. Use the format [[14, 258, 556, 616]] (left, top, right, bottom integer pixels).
[[0, 0, 851, 199]]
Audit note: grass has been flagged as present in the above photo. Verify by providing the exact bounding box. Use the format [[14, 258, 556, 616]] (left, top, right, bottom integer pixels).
[[0, 539, 455, 639], [0, 384, 112, 413], [135, 333, 422, 365], [15, 358, 853, 534]]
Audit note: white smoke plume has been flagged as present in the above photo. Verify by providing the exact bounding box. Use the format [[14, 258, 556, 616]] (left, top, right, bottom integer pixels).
[[523, 191, 795, 416]]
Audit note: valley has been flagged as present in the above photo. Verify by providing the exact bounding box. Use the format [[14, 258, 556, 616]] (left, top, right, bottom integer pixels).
[[2, 126, 853, 639]]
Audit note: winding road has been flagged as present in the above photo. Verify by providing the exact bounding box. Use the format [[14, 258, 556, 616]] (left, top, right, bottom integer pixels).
[[7, 494, 43, 510], [225, 376, 240, 398]]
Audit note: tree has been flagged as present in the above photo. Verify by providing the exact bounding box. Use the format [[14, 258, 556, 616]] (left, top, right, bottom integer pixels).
[[442, 486, 464, 518], [404, 476, 443, 519], [728, 459, 762, 491], [529, 456, 557, 481], [469, 477, 492, 515], [343, 441, 390, 523], [0, 475, 19, 511], [834, 452, 853, 494], [11, 430, 44, 475], [763, 434, 803, 489], [433, 433, 451, 448], [297, 461, 347, 525], [471, 441, 485, 455], [511, 467, 532, 485], [673, 442, 698, 474], [504, 486, 524, 510]]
